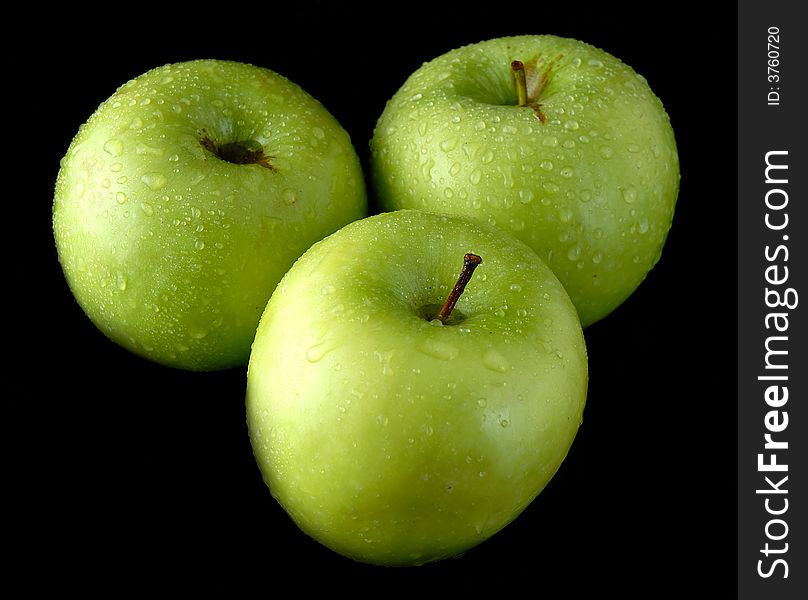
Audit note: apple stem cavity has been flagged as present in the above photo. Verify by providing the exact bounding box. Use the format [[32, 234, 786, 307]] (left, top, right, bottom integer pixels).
[[199, 131, 276, 171], [434, 253, 483, 323], [511, 60, 528, 107]]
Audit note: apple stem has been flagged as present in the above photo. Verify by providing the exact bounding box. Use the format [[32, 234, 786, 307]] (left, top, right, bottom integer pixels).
[[434, 253, 483, 323], [511, 60, 528, 107]]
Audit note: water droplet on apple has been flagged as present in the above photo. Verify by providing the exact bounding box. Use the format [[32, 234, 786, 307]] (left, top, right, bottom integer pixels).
[[115, 192, 127, 205], [439, 137, 458, 152], [564, 120, 579, 131], [626, 143, 641, 153], [419, 339, 458, 361], [469, 169, 482, 185], [141, 172, 167, 190], [580, 190, 592, 203], [194, 240, 205, 250], [116, 273, 127, 291], [509, 218, 525, 231], [588, 58, 603, 68], [542, 182, 559, 194], [638, 217, 650, 234], [540, 160, 554, 172], [477, 399, 487, 408], [560, 166, 574, 178], [592, 251, 603, 264], [480, 150, 494, 164], [168, 154, 179, 162], [306, 342, 334, 363], [140, 202, 154, 216], [103, 138, 124, 157], [75, 179, 86, 197], [622, 186, 637, 204], [509, 283, 522, 292], [116, 176, 128, 184], [190, 327, 208, 339], [599, 145, 613, 159], [135, 142, 162, 156], [559, 208, 573, 223], [321, 285, 336, 296], [483, 349, 509, 373], [567, 246, 581, 261], [283, 189, 298, 205], [110, 163, 123, 173], [542, 136, 559, 148], [499, 418, 510, 428], [518, 189, 534, 204]]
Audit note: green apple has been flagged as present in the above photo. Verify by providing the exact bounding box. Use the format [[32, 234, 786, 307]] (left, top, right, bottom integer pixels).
[[53, 59, 367, 371], [370, 35, 679, 327], [247, 209, 587, 565]]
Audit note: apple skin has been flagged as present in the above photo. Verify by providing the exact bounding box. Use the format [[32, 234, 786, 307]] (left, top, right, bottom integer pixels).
[[370, 35, 679, 327], [246, 209, 587, 566], [53, 59, 367, 370]]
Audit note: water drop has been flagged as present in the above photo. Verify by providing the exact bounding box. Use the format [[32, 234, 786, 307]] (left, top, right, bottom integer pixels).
[[102, 178, 111, 189], [312, 126, 325, 139], [190, 327, 208, 339], [540, 160, 554, 171], [420, 339, 459, 361], [622, 186, 637, 204], [626, 143, 641, 153], [480, 150, 494, 164], [509, 283, 522, 292], [136, 143, 162, 156], [567, 246, 581, 261], [141, 172, 167, 190], [542, 136, 558, 148], [103, 139, 123, 157], [639, 217, 649, 234], [469, 169, 482, 185], [580, 190, 592, 203], [75, 179, 86, 197], [306, 342, 334, 363], [194, 240, 205, 250], [483, 349, 510, 373], [116, 176, 128, 184], [588, 58, 603, 68], [543, 182, 559, 194], [559, 208, 573, 223], [592, 251, 603, 264], [116, 273, 127, 291], [564, 120, 579, 131], [449, 162, 462, 176], [115, 192, 127, 205], [283, 189, 298, 205], [560, 166, 574, 178], [141, 203, 154, 216], [593, 228, 603, 240], [440, 137, 459, 152], [110, 163, 123, 172], [518, 189, 534, 204], [599, 145, 613, 159]]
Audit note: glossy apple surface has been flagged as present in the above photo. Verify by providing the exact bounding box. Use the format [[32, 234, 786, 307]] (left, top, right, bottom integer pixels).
[[54, 59, 367, 370], [247, 209, 587, 565], [371, 35, 679, 326]]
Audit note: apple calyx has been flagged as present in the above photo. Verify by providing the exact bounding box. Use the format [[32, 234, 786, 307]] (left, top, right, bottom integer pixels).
[[199, 131, 276, 170], [510, 57, 559, 124], [434, 253, 482, 323]]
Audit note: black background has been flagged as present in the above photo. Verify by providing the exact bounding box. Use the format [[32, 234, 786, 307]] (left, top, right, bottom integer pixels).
[[6, 2, 736, 594]]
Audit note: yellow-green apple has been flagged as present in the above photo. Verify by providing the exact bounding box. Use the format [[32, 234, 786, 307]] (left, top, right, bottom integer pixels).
[[371, 35, 679, 326], [246, 209, 587, 565], [54, 59, 367, 370]]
